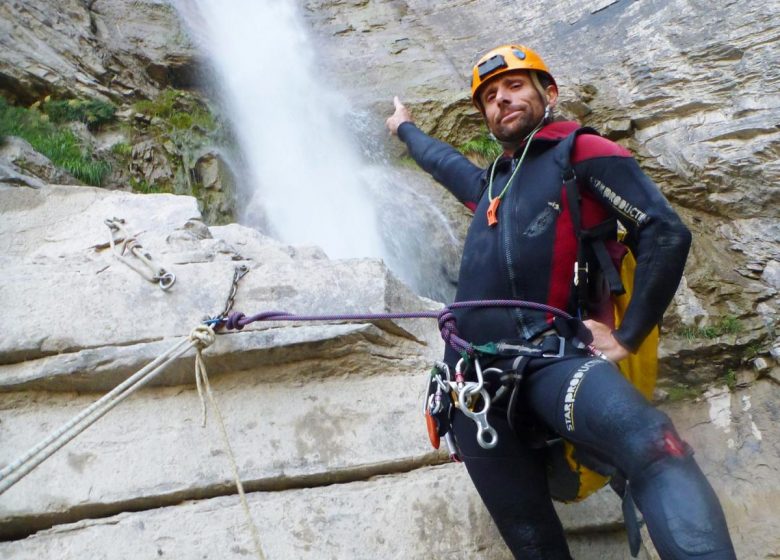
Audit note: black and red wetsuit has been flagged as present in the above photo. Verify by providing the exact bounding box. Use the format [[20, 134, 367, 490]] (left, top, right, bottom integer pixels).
[[399, 120, 688, 359], [398, 121, 736, 560]]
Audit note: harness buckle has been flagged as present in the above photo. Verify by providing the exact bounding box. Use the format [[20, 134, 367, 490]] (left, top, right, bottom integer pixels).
[[542, 336, 567, 358], [573, 261, 588, 286]]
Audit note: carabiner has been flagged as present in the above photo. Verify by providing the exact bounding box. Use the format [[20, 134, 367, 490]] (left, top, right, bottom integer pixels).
[[443, 432, 461, 462], [157, 271, 176, 290], [454, 356, 484, 393], [422, 363, 451, 416]]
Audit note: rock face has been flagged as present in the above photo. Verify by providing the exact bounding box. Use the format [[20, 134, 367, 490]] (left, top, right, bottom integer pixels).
[[0, 182, 778, 559], [0, 182, 627, 558], [306, 0, 780, 383], [0, 0, 195, 103], [1, 0, 779, 558]]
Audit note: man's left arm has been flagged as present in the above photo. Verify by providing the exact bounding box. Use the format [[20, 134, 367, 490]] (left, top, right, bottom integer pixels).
[[574, 136, 692, 355]]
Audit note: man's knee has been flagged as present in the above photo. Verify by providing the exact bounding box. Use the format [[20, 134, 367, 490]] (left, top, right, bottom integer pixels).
[[617, 410, 690, 479]]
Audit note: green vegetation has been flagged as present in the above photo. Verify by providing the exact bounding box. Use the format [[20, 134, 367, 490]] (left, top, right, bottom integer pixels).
[[676, 315, 743, 342], [1, 88, 231, 221], [40, 97, 116, 131], [724, 369, 737, 391], [742, 343, 762, 361], [665, 384, 701, 402], [129, 177, 173, 194], [0, 96, 111, 186], [460, 131, 502, 161], [110, 142, 133, 157], [129, 88, 227, 207], [133, 88, 217, 134]]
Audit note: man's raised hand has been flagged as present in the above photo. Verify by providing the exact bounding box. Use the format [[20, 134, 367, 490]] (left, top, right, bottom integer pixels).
[[385, 96, 413, 135]]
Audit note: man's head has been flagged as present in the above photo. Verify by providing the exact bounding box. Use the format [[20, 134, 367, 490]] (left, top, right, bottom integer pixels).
[[471, 45, 558, 146]]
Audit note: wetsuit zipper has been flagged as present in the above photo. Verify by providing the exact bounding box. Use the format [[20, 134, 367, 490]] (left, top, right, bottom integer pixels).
[[501, 158, 532, 339]]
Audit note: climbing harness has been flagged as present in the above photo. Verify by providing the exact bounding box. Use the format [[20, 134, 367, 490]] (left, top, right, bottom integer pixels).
[[220, 299, 606, 453], [104, 217, 176, 290]]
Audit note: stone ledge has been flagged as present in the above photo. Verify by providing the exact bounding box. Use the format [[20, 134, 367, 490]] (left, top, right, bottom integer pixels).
[[0, 463, 629, 559], [0, 323, 426, 393], [0, 370, 438, 537]]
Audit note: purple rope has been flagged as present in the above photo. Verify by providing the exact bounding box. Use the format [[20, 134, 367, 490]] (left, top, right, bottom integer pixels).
[[224, 299, 573, 356]]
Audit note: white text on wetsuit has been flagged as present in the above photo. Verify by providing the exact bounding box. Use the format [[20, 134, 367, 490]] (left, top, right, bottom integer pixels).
[[589, 178, 650, 225], [563, 360, 600, 431]]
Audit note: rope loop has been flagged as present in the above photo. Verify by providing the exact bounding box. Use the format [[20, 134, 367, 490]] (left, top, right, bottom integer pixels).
[[190, 324, 216, 349], [437, 308, 468, 353], [226, 311, 246, 331], [437, 308, 457, 336]]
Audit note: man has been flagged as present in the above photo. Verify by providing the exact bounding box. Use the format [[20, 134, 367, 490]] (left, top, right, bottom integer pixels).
[[386, 44, 736, 559]]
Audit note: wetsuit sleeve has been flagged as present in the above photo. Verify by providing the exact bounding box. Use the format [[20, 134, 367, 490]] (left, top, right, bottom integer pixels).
[[397, 122, 485, 208], [574, 140, 692, 352]]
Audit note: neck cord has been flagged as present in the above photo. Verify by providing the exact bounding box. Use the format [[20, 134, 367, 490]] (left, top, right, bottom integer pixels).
[[487, 120, 544, 204]]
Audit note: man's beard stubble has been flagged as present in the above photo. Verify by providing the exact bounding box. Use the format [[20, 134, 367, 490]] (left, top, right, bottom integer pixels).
[[491, 109, 543, 146]]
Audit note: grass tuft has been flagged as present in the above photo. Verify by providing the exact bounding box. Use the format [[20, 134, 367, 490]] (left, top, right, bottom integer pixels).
[[460, 132, 502, 161], [0, 96, 111, 186], [41, 97, 116, 131], [676, 315, 743, 342]]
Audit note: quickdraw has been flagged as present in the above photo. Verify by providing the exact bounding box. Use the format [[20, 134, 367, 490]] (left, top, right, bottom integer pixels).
[[105, 217, 176, 290]]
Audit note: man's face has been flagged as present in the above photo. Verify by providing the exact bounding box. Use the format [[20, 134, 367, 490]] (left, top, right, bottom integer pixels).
[[479, 71, 547, 145]]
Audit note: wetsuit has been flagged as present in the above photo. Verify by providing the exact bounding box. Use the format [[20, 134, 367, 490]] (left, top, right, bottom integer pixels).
[[398, 121, 736, 559]]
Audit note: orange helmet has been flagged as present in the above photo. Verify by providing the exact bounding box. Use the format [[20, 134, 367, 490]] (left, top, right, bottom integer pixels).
[[471, 44, 557, 109]]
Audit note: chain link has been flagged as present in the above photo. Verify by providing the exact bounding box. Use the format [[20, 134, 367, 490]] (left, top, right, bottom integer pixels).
[[207, 264, 250, 324]]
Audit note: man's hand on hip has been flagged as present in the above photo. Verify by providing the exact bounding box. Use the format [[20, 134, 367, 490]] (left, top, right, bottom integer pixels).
[[583, 319, 630, 362]]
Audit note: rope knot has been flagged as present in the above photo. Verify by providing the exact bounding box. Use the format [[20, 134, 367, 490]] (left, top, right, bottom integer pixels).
[[437, 308, 458, 344], [437, 308, 474, 356], [225, 311, 246, 331], [190, 324, 216, 349]]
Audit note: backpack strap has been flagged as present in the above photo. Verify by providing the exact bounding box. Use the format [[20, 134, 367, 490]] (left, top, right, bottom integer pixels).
[[553, 128, 625, 316]]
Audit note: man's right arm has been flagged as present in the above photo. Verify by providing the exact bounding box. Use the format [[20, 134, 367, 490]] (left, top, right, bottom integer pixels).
[[387, 97, 485, 209]]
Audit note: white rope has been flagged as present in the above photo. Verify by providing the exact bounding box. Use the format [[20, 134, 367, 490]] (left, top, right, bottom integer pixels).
[[192, 325, 266, 560], [0, 335, 195, 495], [1, 325, 266, 560]]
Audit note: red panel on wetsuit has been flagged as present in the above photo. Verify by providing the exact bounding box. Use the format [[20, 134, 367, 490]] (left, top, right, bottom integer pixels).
[[547, 186, 577, 319], [572, 134, 632, 163]]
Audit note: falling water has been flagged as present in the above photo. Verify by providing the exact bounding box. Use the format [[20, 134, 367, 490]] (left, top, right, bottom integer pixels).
[[175, 0, 384, 258], [174, 0, 460, 302]]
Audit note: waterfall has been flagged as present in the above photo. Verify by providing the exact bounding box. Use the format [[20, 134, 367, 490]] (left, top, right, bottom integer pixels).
[[174, 0, 459, 302], [174, 0, 384, 258]]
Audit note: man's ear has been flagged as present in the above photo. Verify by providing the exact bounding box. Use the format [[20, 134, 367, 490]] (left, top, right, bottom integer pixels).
[[546, 85, 559, 108]]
